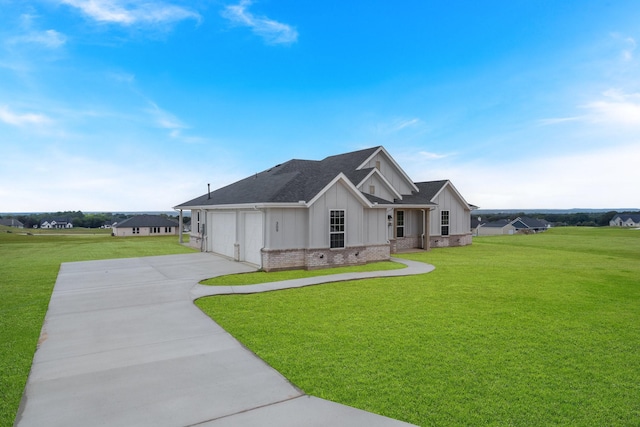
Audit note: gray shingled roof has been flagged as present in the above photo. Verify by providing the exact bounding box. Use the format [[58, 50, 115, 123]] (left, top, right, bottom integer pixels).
[[113, 215, 178, 228], [613, 213, 640, 222], [176, 147, 381, 207], [517, 216, 549, 229], [395, 180, 448, 205]]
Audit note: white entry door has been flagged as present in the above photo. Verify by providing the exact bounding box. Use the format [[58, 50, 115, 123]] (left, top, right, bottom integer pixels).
[[242, 212, 263, 266]]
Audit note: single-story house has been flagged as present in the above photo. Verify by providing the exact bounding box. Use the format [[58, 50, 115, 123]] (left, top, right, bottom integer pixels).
[[476, 219, 516, 236], [112, 215, 179, 237], [40, 218, 73, 229], [477, 216, 550, 236], [174, 146, 474, 271], [0, 218, 24, 228], [511, 216, 551, 233], [609, 213, 640, 227]]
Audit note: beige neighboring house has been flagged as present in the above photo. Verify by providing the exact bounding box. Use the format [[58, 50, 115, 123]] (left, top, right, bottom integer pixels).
[[476, 219, 517, 236], [174, 146, 475, 271], [112, 215, 179, 237]]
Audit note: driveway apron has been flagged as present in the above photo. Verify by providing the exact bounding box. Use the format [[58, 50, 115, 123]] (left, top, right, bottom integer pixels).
[[15, 253, 418, 427]]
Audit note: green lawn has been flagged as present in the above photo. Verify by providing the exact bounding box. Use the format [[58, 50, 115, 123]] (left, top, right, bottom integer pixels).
[[197, 227, 640, 426], [0, 229, 195, 427]]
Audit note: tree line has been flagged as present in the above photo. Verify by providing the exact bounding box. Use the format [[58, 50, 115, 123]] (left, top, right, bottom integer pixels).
[[474, 211, 638, 227], [0, 211, 181, 229]]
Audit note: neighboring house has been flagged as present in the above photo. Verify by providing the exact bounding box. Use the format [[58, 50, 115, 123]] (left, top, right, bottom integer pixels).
[[101, 221, 117, 229], [609, 213, 640, 227], [477, 216, 550, 236], [0, 218, 24, 228], [476, 219, 516, 236], [112, 215, 179, 237], [511, 216, 551, 233], [174, 146, 474, 271], [40, 218, 73, 229], [471, 217, 484, 236]]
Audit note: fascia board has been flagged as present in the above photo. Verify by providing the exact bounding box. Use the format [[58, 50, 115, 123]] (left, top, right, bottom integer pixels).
[[172, 202, 306, 210], [431, 180, 472, 210], [307, 173, 373, 208], [355, 168, 403, 200], [357, 146, 419, 193]]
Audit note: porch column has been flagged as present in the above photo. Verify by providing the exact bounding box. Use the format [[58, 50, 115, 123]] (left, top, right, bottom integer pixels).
[[178, 209, 184, 244]]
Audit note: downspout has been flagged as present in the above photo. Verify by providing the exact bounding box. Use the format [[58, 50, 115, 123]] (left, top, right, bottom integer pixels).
[[201, 210, 207, 252], [420, 209, 425, 249]]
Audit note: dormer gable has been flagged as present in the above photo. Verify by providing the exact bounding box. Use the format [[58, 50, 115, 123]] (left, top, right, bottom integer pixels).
[[356, 146, 418, 198]]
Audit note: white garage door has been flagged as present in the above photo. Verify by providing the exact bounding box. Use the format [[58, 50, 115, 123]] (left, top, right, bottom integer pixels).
[[242, 212, 263, 266], [210, 212, 236, 258]]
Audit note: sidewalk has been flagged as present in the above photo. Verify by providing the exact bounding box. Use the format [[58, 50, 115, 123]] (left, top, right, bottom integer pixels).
[[15, 253, 432, 427]]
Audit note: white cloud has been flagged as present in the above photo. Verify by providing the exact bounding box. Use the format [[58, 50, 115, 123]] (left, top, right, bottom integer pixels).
[[222, 0, 298, 45], [540, 89, 640, 127], [146, 101, 186, 130], [9, 29, 67, 48], [0, 105, 52, 126], [0, 146, 244, 212], [60, 0, 200, 26], [611, 33, 637, 62], [408, 144, 640, 209]]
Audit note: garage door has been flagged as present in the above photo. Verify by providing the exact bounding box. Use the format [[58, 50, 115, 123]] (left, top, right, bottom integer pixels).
[[209, 212, 236, 258], [242, 212, 263, 266]]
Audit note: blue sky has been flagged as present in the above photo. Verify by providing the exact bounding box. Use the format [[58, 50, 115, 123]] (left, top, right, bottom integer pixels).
[[1, 0, 639, 212]]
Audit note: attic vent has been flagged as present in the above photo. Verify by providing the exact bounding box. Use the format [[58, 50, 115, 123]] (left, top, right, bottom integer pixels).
[[369, 185, 375, 195], [375, 160, 381, 170]]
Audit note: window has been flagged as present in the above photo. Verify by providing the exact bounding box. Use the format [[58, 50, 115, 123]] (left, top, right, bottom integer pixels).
[[396, 210, 404, 238], [133, 227, 139, 234], [329, 210, 345, 249], [441, 210, 450, 236], [197, 211, 200, 233]]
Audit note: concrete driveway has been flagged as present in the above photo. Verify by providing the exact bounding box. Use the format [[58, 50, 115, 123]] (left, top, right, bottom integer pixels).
[[15, 253, 420, 427]]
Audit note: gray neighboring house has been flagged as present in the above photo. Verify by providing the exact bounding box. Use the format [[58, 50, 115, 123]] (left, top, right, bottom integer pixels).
[[511, 216, 551, 232], [0, 218, 24, 228], [112, 215, 179, 237], [477, 216, 550, 236], [174, 146, 474, 271], [609, 213, 640, 227]]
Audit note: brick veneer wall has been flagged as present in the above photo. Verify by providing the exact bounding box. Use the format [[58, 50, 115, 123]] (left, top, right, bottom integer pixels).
[[261, 244, 390, 272], [430, 233, 472, 248]]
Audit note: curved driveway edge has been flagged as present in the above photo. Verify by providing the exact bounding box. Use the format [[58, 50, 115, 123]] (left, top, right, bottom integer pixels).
[[15, 253, 431, 427], [191, 257, 434, 298]]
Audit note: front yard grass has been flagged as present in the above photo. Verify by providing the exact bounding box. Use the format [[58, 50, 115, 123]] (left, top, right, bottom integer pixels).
[[0, 229, 194, 427], [196, 227, 640, 426]]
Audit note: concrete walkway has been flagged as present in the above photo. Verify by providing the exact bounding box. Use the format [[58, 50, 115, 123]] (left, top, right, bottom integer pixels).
[[15, 253, 433, 427]]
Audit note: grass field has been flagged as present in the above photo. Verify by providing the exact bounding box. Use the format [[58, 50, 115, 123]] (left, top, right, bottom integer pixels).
[[197, 227, 640, 426], [0, 228, 195, 427]]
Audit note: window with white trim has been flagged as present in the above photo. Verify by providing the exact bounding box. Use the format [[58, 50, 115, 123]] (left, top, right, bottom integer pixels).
[[396, 210, 405, 238], [329, 210, 345, 249], [441, 210, 450, 236]]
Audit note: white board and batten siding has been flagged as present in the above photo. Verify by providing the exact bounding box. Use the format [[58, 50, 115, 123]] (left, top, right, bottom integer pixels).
[[361, 152, 415, 196], [308, 181, 364, 248], [429, 185, 471, 236], [264, 208, 308, 250]]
